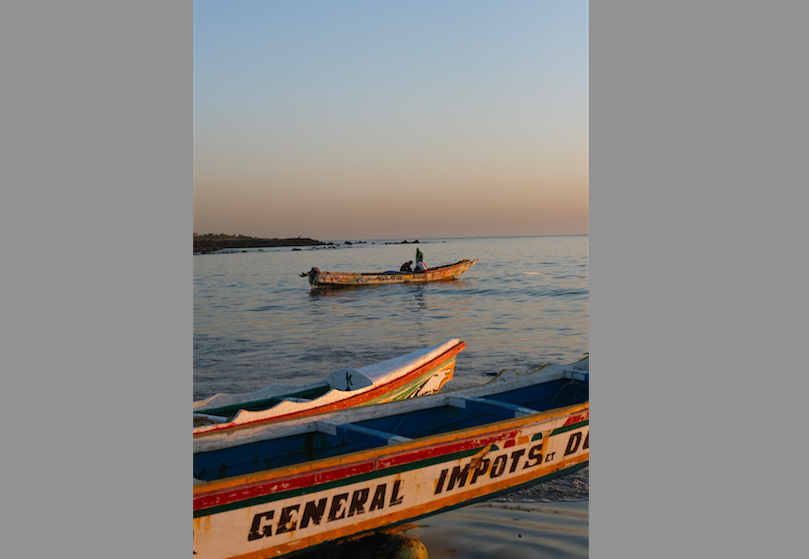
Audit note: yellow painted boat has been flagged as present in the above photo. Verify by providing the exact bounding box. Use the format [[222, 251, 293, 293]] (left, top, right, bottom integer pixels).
[[193, 354, 589, 559]]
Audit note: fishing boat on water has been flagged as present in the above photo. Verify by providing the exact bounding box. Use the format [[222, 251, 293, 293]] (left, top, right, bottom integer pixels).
[[193, 339, 464, 437], [193, 354, 589, 559], [300, 259, 478, 287]]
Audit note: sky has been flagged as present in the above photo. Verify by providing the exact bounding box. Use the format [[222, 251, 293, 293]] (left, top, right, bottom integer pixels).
[[194, 0, 588, 241]]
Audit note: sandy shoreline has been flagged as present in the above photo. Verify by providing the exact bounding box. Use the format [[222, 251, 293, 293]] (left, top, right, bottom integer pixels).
[[487, 468, 588, 503]]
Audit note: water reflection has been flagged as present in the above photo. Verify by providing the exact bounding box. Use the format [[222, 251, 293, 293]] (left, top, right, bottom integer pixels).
[[307, 286, 366, 299], [306, 278, 475, 299], [411, 285, 427, 310]]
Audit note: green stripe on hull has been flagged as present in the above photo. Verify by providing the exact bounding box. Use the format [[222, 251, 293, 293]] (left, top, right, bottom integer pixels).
[[197, 420, 588, 517], [194, 445, 481, 518], [364, 358, 456, 405], [551, 419, 589, 436]]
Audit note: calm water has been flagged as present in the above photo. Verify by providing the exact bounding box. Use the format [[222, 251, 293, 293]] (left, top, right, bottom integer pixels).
[[409, 501, 588, 559], [194, 235, 588, 400]]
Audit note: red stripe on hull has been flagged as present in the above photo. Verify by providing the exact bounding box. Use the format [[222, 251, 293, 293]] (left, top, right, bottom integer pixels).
[[194, 460, 376, 511], [193, 426, 520, 512], [563, 411, 589, 426]]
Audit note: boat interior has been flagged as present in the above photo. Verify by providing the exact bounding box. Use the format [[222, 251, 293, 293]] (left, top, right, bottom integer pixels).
[[195, 383, 333, 421], [194, 373, 588, 482], [365, 260, 470, 275]]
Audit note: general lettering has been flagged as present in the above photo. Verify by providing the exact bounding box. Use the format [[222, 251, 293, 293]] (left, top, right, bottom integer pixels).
[[247, 480, 405, 542]]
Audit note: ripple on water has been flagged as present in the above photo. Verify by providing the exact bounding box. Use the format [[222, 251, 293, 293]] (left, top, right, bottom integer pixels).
[[194, 236, 588, 399], [405, 501, 588, 559]]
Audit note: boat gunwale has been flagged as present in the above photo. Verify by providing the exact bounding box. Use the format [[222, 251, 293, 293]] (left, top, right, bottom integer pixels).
[[354, 259, 474, 276], [193, 391, 588, 501], [193, 400, 589, 515]]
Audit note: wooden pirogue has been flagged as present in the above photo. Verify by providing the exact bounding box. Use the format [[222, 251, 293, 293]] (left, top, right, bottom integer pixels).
[[194, 339, 464, 437], [301, 259, 478, 287], [193, 354, 589, 559]]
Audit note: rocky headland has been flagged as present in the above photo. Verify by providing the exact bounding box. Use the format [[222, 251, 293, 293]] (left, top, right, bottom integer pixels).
[[194, 235, 332, 254]]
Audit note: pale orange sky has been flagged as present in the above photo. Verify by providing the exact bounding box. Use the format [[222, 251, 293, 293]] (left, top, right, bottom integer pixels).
[[194, 1, 588, 240]]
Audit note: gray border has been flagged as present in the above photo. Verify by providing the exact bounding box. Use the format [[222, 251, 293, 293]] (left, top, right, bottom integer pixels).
[[592, 1, 804, 557], [7, 0, 803, 556], [3, 1, 190, 557]]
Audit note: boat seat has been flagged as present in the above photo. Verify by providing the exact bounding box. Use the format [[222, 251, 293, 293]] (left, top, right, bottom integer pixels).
[[447, 396, 539, 417], [193, 412, 228, 425], [317, 420, 411, 446]]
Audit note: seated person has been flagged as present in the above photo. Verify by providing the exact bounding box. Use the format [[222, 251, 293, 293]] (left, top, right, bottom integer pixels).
[[400, 260, 413, 272], [414, 261, 428, 273]]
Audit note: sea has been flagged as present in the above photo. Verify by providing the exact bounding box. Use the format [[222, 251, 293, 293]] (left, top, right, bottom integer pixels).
[[194, 235, 588, 400], [193, 234, 589, 557]]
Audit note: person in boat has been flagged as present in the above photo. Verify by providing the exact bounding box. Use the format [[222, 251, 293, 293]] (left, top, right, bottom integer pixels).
[[415, 247, 423, 264], [414, 261, 428, 273], [400, 260, 413, 272]]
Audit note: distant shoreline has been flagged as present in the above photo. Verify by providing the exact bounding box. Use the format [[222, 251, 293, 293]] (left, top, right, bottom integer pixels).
[[193, 236, 431, 254], [193, 236, 331, 254]]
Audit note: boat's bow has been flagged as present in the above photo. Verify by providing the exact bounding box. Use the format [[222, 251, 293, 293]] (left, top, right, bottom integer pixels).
[[193, 339, 465, 436]]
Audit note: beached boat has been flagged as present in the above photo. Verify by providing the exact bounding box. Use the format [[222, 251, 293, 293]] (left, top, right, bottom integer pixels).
[[193, 339, 464, 437], [193, 355, 589, 559], [301, 259, 478, 287]]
